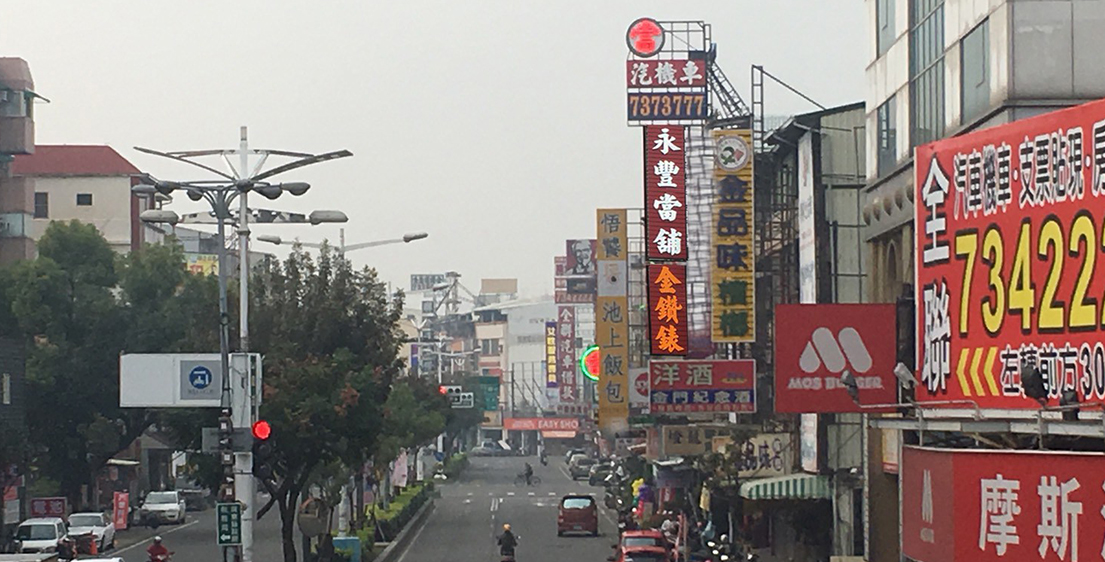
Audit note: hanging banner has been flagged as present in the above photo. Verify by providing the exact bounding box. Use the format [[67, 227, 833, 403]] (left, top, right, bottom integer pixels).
[[545, 321, 558, 388], [649, 359, 755, 413], [914, 97, 1105, 408], [648, 264, 688, 356], [557, 306, 577, 402], [645, 126, 688, 261], [711, 129, 756, 342], [597, 208, 630, 432], [902, 446, 1105, 562]]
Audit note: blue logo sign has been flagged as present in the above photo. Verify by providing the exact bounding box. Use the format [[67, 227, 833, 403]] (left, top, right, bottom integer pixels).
[[189, 366, 213, 390]]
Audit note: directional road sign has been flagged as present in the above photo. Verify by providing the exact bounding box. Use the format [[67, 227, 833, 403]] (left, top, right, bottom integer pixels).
[[216, 502, 242, 546]]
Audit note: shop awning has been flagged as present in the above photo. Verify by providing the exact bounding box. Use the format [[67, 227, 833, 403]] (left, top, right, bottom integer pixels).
[[739, 474, 831, 501]]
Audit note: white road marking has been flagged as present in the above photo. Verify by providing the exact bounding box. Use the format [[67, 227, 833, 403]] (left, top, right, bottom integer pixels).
[[113, 519, 200, 555], [507, 492, 515, 497], [548, 492, 557, 496], [464, 499, 472, 504], [528, 492, 535, 497], [491, 497, 499, 512], [467, 492, 474, 496]]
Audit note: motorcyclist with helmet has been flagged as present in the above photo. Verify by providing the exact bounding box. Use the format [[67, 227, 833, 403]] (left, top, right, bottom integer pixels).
[[147, 535, 173, 561], [498, 523, 518, 561]]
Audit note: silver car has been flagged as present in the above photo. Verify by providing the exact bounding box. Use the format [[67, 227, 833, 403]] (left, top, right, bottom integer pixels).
[[140, 490, 186, 524], [68, 512, 116, 551]]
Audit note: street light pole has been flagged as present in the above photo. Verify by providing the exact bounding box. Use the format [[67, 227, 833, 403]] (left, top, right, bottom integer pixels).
[[235, 127, 255, 562]]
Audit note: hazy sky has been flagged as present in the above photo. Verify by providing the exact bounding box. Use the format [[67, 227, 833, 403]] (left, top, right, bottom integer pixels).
[[2, 1, 868, 298]]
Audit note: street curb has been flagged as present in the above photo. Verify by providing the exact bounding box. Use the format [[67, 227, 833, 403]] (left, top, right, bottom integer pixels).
[[374, 498, 435, 562]]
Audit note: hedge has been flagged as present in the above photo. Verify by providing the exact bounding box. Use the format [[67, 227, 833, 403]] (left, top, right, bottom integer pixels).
[[441, 453, 468, 479], [373, 483, 433, 540]]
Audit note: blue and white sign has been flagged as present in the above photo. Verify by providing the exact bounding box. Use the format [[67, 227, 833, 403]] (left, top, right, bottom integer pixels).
[[179, 359, 222, 401]]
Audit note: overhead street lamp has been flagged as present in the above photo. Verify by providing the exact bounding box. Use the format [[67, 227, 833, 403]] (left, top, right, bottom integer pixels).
[[136, 127, 351, 562], [257, 228, 428, 254]]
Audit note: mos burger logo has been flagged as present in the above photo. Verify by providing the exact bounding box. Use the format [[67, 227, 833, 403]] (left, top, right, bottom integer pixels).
[[627, 18, 664, 57]]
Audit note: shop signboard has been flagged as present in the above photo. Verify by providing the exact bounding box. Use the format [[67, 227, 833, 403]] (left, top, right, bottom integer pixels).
[[597, 209, 630, 433], [644, 126, 688, 261], [503, 417, 580, 431], [557, 306, 577, 402], [902, 446, 1105, 562], [774, 304, 897, 413], [649, 359, 755, 413], [544, 321, 557, 388], [711, 130, 756, 342], [648, 264, 688, 356], [915, 97, 1105, 408]]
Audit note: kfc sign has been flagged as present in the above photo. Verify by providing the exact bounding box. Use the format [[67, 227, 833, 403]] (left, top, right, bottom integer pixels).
[[503, 418, 581, 431], [903, 446, 1105, 562], [774, 304, 897, 412]]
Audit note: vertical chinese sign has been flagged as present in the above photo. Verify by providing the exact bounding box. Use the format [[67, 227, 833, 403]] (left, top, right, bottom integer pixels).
[[597, 208, 629, 432], [645, 126, 688, 261], [544, 322, 557, 389], [649, 264, 688, 355], [557, 306, 577, 403], [712, 129, 756, 342]]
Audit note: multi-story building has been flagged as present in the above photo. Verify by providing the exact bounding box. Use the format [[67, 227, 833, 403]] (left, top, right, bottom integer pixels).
[[0, 58, 38, 265], [11, 145, 159, 253], [862, 2, 1105, 560]]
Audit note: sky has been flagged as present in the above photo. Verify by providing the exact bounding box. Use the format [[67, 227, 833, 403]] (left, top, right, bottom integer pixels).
[[1, 1, 869, 299]]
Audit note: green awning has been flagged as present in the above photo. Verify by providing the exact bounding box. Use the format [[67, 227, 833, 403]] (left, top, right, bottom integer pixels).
[[739, 474, 831, 501]]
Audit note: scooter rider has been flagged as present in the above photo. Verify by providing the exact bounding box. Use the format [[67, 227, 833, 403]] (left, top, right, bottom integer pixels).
[[147, 536, 173, 561], [498, 523, 518, 558]]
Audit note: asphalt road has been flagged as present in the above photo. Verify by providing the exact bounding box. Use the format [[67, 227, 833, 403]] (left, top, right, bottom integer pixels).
[[113, 502, 285, 562], [395, 455, 617, 562]]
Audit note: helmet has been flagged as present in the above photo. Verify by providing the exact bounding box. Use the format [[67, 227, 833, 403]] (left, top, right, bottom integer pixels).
[[503, 524, 511, 531], [153, 536, 162, 543]]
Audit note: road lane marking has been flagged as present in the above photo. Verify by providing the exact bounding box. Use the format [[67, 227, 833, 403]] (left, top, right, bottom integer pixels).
[[467, 492, 474, 496], [113, 519, 200, 556], [507, 492, 515, 496], [528, 492, 535, 496], [548, 492, 556, 496], [491, 497, 499, 512], [464, 499, 472, 504]]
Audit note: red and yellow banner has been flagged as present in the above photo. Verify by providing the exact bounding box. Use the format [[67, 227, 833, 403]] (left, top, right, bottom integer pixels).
[[711, 129, 755, 342], [648, 263, 687, 356], [915, 97, 1105, 408]]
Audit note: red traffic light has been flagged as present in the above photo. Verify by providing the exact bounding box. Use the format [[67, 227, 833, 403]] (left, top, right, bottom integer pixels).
[[252, 420, 272, 440], [438, 385, 448, 395]]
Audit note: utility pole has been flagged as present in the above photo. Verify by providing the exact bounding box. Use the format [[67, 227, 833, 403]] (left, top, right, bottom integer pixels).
[[235, 126, 255, 562]]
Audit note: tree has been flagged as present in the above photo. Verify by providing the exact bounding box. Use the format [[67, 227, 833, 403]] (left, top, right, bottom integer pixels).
[[249, 245, 404, 562]]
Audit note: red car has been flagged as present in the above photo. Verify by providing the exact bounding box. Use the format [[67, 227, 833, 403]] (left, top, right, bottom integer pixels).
[[615, 530, 674, 561], [557, 494, 598, 536], [608, 545, 670, 562]]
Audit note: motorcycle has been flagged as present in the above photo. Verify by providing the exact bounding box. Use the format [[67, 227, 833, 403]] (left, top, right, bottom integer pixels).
[[149, 553, 173, 562]]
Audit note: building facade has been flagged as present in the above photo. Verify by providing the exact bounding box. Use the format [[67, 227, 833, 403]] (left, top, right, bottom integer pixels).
[[0, 58, 37, 265]]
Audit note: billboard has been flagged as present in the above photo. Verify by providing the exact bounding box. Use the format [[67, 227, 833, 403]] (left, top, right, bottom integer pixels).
[[644, 126, 688, 261], [902, 446, 1105, 562], [597, 209, 630, 432], [625, 18, 709, 125], [544, 321, 557, 388], [774, 304, 897, 413], [626, 59, 707, 88], [410, 273, 447, 292], [649, 359, 755, 413], [734, 433, 793, 479], [798, 131, 817, 304], [565, 239, 597, 276], [711, 130, 756, 342], [914, 97, 1105, 408], [648, 264, 688, 355], [503, 417, 581, 431], [185, 253, 218, 276], [557, 306, 577, 402]]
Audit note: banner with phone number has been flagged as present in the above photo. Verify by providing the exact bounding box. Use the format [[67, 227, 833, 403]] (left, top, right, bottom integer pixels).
[[915, 97, 1105, 408]]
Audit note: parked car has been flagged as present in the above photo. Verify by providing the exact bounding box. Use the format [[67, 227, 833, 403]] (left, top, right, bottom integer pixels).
[[67, 512, 116, 551], [588, 462, 614, 486], [139, 490, 187, 525], [569, 456, 597, 479], [564, 448, 586, 464], [471, 440, 507, 457], [613, 530, 674, 561], [14, 517, 67, 554], [607, 545, 670, 562], [557, 494, 598, 536]]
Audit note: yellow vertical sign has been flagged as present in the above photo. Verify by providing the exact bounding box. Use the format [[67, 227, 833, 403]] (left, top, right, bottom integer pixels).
[[711, 130, 756, 342], [596, 209, 629, 433]]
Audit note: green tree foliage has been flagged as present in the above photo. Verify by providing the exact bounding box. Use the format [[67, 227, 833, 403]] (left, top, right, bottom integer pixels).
[[249, 245, 405, 562], [375, 379, 449, 468], [3, 222, 219, 504]]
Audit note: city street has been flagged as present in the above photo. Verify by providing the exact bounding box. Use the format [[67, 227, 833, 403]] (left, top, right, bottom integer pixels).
[[112, 504, 284, 562], [396, 455, 617, 562]]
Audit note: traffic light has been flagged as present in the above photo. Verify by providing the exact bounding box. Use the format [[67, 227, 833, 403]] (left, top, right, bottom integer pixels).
[[438, 385, 448, 395], [252, 420, 275, 481]]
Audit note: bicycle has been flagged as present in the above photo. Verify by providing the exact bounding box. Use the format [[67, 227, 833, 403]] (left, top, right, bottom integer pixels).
[[514, 474, 541, 486]]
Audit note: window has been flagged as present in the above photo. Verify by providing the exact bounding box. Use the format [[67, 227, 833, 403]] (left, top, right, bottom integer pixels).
[[877, 0, 896, 56], [910, 0, 945, 147], [877, 96, 898, 176], [961, 19, 990, 123], [76, 193, 93, 206], [480, 338, 501, 356], [33, 192, 48, 219]]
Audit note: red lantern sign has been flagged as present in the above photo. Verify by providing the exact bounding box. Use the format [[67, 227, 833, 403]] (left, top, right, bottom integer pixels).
[[626, 18, 664, 58]]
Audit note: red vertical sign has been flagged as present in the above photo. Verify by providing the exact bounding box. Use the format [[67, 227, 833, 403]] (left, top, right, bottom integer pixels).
[[645, 126, 687, 261], [648, 264, 687, 355], [112, 491, 129, 530], [557, 306, 577, 402]]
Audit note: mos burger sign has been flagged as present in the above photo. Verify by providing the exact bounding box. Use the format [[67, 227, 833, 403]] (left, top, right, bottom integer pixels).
[[503, 418, 581, 431]]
